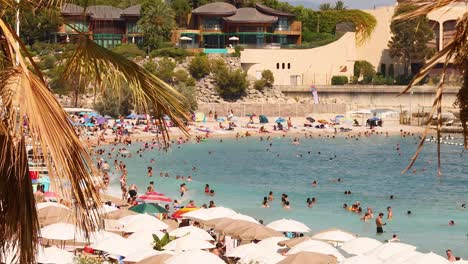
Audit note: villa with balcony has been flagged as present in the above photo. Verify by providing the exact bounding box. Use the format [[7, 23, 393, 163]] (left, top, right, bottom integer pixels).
[[55, 4, 142, 49], [173, 2, 302, 52]]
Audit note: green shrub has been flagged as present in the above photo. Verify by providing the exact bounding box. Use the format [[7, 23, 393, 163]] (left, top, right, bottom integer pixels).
[[261, 70, 274, 87], [210, 58, 227, 74], [173, 69, 190, 84], [111, 44, 145, 58], [231, 45, 244, 57], [395, 74, 413, 85], [371, 74, 387, 85], [42, 54, 57, 69], [150, 47, 190, 60], [175, 83, 198, 111], [331, 75, 348, 85], [215, 68, 248, 99], [385, 77, 395, 85], [188, 54, 210, 79], [354, 60, 375, 84], [254, 79, 267, 91]]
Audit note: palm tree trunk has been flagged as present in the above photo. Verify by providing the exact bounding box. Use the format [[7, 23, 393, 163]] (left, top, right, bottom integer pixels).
[[461, 59, 468, 149]]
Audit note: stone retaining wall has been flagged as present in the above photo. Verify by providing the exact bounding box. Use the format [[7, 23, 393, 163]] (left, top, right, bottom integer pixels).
[[197, 103, 348, 117]]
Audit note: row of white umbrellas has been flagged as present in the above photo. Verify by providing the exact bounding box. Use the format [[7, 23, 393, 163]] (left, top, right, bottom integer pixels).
[[37, 203, 462, 264]]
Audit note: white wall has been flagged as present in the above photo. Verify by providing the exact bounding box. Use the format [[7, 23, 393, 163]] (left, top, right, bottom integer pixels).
[[241, 32, 357, 86]]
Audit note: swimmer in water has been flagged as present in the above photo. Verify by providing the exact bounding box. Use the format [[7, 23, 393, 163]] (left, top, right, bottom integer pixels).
[[312, 180, 317, 187], [147, 166, 153, 177]]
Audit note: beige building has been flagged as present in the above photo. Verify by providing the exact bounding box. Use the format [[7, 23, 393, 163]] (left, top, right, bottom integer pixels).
[[241, 2, 467, 86]]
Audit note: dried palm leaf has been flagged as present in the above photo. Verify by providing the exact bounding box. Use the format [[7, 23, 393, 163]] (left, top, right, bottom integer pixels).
[[397, 11, 468, 175], [62, 34, 190, 143], [0, 124, 39, 264], [0, 18, 101, 263], [393, 0, 460, 21]]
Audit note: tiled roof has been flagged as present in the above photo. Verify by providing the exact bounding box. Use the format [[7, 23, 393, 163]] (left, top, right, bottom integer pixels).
[[62, 3, 84, 14], [87, 5, 123, 20], [192, 2, 237, 16], [255, 3, 295, 17], [223, 7, 278, 23], [122, 4, 141, 16]]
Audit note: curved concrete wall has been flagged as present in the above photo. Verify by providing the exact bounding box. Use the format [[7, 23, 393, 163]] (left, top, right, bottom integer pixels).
[[240, 4, 466, 86], [241, 32, 357, 86]]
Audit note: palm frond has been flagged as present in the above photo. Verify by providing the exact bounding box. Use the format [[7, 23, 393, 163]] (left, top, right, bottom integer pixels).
[[398, 12, 468, 175], [0, 123, 39, 264], [393, 0, 459, 21], [0, 18, 102, 264], [62, 34, 190, 143]]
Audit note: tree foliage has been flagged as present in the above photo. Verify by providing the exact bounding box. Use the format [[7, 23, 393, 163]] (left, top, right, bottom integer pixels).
[[188, 54, 211, 79], [144, 58, 176, 83], [111, 44, 145, 58], [94, 83, 133, 118], [138, 0, 176, 49], [171, 0, 192, 27], [388, 4, 435, 77], [213, 61, 248, 99], [354, 60, 376, 84]]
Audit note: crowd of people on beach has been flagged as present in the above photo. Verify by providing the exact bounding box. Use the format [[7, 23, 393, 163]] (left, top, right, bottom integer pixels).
[[82, 110, 467, 262]]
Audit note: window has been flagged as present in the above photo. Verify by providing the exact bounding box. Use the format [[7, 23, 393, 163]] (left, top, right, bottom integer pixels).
[[380, 63, 386, 77], [276, 18, 289, 31], [287, 63, 291, 69], [282, 63, 285, 69], [126, 22, 139, 33], [276, 63, 279, 69]]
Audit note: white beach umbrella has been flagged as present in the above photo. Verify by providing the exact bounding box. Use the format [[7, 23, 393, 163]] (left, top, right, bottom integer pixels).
[[37, 246, 74, 264], [183, 207, 236, 221], [165, 249, 225, 264], [226, 213, 259, 223], [399, 252, 449, 264], [340, 237, 383, 255], [257, 236, 287, 252], [229, 36, 240, 41], [383, 250, 423, 264], [40, 223, 85, 241], [90, 236, 148, 257], [341, 255, 383, 264], [120, 214, 169, 233], [239, 251, 286, 264], [169, 226, 214, 241], [365, 242, 416, 261], [36, 202, 70, 210], [312, 229, 357, 243], [123, 248, 173, 262], [126, 229, 166, 248], [266, 219, 310, 233], [163, 235, 216, 251], [180, 36, 192, 41], [286, 239, 345, 261], [226, 243, 260, 258], [455, 260, 468, 263]]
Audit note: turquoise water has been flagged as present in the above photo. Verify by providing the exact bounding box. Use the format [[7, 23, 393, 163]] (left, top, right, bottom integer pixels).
[[103, 136, 468, 258], [203, 48, 228, 54]]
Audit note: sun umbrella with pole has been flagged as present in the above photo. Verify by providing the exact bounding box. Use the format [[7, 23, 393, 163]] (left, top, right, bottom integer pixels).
[[136, 193, 172, 203], [278, 236, 312, 248], [165, 249, 225, 264], [233, 225, 283, 241], [312, 228, 357, 245], [171, 207, 199, 219], [119, 214, 169, 233], [277, 252, 338, 264], [169, 226, 214, 241], [267, 219, 311, 233], [123, 248, 172, 263], [286, 240, 345, 261], [340, 237, 382, 256], [129, 203, 168, 214], [136, 253, 174, 264], [341, 255, 383, 264], [162, 235, 215, 251], [215, 220, 256, 235]]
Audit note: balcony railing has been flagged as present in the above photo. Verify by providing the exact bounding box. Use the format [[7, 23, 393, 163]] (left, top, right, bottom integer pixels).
[[203, 25, 222, 31]]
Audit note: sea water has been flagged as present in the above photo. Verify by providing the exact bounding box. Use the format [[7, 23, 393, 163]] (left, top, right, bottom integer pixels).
[[104, 135, 468, 258]]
